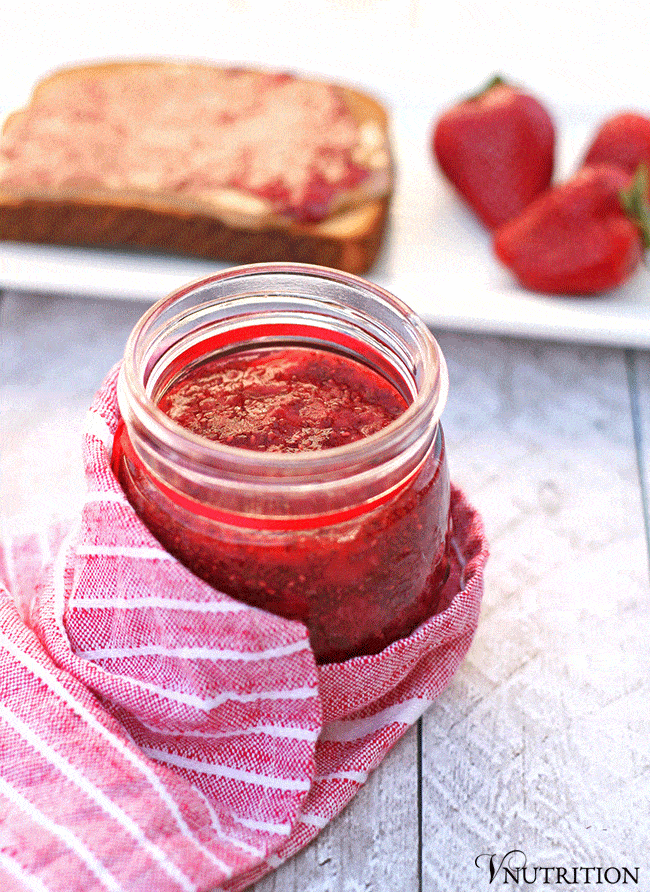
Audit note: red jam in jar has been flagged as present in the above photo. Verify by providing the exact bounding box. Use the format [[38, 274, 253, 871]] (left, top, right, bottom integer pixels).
[[112, 263, 451, 663], [156, 345, 408, 451]]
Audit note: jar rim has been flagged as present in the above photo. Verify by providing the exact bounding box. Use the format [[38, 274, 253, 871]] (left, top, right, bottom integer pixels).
[[118, 262, 448, 482]]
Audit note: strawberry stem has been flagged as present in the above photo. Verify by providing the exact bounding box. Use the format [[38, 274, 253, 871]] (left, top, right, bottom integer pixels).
[[467, 74, 507, 102], [620, 163, 650, 249]]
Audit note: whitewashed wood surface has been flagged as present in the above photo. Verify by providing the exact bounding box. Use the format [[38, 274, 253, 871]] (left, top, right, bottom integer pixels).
[[2, 291, 648, 889]]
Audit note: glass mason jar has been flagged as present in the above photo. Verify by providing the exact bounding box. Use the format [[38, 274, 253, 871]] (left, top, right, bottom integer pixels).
[[112, 263, 451, 664]]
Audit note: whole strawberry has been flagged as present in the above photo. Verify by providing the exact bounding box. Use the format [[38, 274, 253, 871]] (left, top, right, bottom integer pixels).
[[493, 164, 649, 295], [432, 75, 555, 229], [582, 112, 650, 176]]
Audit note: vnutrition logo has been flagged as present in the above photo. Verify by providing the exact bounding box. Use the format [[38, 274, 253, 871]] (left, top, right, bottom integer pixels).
[[474, 850, 640, 886]]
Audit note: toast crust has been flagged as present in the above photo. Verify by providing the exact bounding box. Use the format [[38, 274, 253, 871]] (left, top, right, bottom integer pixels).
[[0, 60, 393, 274]]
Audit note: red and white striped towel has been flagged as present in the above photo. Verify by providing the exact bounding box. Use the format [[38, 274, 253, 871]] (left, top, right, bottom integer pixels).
[[0, 365, 488, 892]]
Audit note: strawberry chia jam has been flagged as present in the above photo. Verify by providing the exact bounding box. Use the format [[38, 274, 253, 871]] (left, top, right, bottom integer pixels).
[[112, 264, 451, 663], [156, 346, 408, 451]]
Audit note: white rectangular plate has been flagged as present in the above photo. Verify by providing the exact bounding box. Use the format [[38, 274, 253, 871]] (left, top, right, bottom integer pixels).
[[1, 88, 648, 348]]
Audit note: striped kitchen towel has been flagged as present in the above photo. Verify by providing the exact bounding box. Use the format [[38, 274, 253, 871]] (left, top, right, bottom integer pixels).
[[0, 364, 488, 892]]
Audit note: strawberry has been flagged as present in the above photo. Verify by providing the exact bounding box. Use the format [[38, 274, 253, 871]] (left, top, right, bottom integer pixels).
[[493, 163, 650, 295], [582, 112, 650, 176], [432, 75, 555, 229]]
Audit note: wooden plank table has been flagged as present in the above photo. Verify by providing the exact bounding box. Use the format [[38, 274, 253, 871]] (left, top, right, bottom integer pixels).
[[2, 290, 648, 890]]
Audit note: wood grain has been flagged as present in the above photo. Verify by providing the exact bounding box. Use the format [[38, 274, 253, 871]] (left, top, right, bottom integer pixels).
[[421, 333, 650, 889]]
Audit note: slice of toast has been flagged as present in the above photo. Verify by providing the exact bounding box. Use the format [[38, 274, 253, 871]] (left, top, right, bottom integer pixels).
[[0, 60, 394, 274]]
